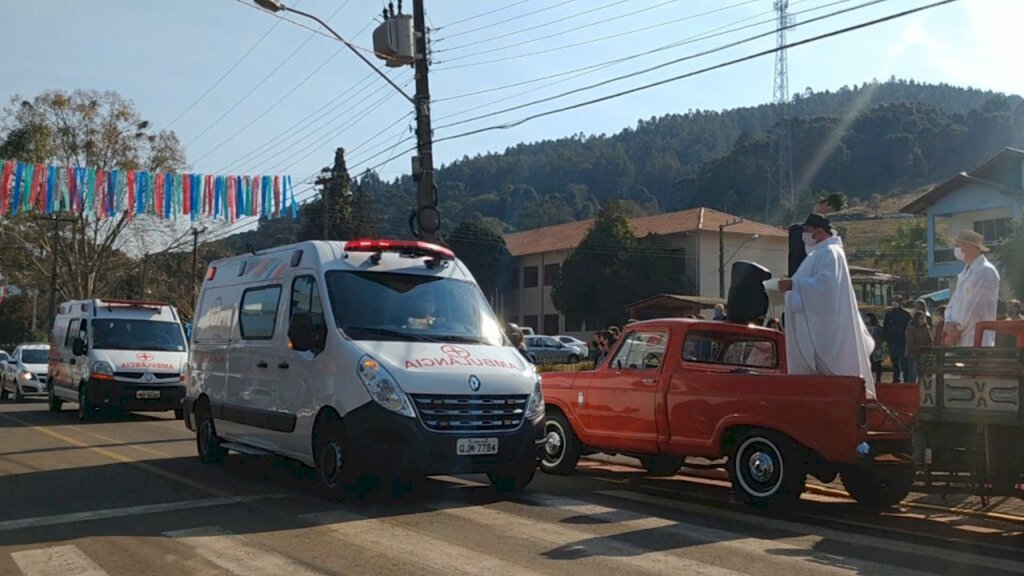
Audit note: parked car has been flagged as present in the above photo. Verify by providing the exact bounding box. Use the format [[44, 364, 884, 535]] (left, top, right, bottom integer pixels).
[[524, 335, 582, 364], [538, 318, 917, 509], [0, 350, 10, 364], [554, 335, 589, 357], [1, 343, 52, 402]]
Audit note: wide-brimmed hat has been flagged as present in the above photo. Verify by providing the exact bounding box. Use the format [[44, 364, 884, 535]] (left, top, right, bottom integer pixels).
[[802, 213, 831, 232], [953, 229, 990, 253]]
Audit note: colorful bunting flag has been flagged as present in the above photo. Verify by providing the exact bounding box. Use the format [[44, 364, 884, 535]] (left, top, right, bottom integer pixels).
[[0, 159, 297, 222]]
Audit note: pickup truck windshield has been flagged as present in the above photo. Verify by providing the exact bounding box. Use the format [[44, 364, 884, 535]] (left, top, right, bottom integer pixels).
[[92, 320, 186, 352], [326, 271, 503, 346], [20, 349, 49, 364]]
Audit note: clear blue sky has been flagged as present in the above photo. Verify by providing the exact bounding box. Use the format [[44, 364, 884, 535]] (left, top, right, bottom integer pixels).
[[0, 0, 1016, 208]]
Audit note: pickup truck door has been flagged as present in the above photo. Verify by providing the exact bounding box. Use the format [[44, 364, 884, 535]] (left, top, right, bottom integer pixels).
[[579, 329, 668, 453]]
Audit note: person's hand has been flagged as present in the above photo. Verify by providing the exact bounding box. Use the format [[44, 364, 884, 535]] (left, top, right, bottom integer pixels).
[[943, 323, 962, 346], [778, 279, 793, 292]]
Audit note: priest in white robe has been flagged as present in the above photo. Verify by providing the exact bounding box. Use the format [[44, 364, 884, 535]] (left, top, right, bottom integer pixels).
[[942, 229, 1000, 347], [779, 214, 877, 399]]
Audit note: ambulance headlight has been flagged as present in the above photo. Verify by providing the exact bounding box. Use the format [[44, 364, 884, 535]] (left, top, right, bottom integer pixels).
[[525, 378, 544, 420], [91, 361, 114, 376], [357, 356, 415, 418]]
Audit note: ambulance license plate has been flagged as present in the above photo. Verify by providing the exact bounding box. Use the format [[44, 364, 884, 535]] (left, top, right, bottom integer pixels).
[[136, 390, 160, 399], [456, 438, 498, 456]]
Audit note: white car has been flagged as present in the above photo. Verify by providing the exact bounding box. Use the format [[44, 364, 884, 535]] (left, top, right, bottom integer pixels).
[[1, 344, 51, 402], [554, 335, 589, 357]]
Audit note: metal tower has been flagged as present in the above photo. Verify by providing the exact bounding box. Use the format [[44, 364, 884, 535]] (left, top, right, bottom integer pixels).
[[773, 0, 794, 205]]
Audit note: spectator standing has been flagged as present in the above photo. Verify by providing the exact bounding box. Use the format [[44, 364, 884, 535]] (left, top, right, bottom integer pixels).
[[1006, 299, 1023, 320], [864, 313, 884, 385], [883, 296, 912, 382], [943, 229, 1000, 347], [713, 304, 726, 321], [912, 299, 932, 329], [904, 311, 933, 383], [932, 305, 947, 347]]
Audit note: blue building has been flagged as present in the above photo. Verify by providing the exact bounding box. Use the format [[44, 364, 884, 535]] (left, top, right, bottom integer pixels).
[[901, 147, 1022, 286]]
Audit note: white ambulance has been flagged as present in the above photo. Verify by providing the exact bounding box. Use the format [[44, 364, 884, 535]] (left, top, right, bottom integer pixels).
[[183, 240, 544, 499], [49, 299, 189, 420]]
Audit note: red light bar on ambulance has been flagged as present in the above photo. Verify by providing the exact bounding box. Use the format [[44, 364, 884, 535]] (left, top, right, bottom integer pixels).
[[344, 240, 454, 261]]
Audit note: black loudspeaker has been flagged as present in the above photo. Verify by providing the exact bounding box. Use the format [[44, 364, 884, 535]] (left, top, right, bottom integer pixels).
[[726, 260, 771, 324]]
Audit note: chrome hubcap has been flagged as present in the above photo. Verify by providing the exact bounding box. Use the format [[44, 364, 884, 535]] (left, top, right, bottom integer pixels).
[[544, 430, 563, 457], [747, 451, 775, 483]]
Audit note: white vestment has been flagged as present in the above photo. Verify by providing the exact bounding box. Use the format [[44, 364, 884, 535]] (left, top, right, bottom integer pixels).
[[944, 255, 1000, 347], [784, 236, 877, 399]]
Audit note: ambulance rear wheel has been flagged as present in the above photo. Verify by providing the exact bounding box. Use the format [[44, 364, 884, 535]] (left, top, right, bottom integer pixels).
[[196, 404, 227, 464]]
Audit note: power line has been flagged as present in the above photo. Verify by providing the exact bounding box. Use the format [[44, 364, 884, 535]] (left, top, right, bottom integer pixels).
[[185, 0, 351, 147], [432, 0, 817, 104], [193, 17, 379, 167], [435, 0, 540, 31], [434, 0, 888, 132], [441, 0, 582, 41], [435, 0, 771, 71], [163, 0, 302, 130], [435, 0, 640, 54], [433, 1, 958, 145]]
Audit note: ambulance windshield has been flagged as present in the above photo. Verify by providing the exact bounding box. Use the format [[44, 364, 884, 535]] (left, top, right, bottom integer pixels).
[[92, 319, 187, 352], [326, 271, 504, 346]]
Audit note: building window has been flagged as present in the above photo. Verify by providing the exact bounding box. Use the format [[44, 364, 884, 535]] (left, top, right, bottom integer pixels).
[[544, 314, 560, 335], [564, 316, 583, 332], [543, 263, 560, 287], [974, 218, 1012, 246], [523, 266, 539, 288], [523, 315, 539, 333]]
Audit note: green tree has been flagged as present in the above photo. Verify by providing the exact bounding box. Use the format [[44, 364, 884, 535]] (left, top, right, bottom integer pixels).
[[551, 201, 635, 329], [874, 220, 929, 295], [445, 220, 512, 302], [0, 89, 188, 307], [0, 293, 46, 347]]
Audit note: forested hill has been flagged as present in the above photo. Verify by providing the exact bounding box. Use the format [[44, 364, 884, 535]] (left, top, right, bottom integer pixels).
[[274, 79, 1024, 243]]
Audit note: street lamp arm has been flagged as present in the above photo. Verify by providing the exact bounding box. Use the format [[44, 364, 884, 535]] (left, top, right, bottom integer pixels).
[[724, 235, 759, 266], [262, 2, 415, 105]]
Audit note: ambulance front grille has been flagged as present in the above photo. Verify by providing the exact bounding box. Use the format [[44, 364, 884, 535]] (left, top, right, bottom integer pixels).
[[411, 394, 528, 432]]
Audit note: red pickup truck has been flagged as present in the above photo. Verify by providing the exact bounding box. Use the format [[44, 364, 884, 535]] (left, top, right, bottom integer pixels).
[[540, 318, 917, 508]]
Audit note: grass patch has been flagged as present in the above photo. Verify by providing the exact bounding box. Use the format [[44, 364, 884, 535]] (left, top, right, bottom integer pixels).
[[537, 361, 594, 373]]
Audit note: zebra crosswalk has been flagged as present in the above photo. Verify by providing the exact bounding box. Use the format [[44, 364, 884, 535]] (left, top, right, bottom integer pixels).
[[3, 488, 1022, 576]]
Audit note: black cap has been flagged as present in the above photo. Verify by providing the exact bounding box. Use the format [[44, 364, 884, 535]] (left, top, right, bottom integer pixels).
[[802, 213, 831, 232]]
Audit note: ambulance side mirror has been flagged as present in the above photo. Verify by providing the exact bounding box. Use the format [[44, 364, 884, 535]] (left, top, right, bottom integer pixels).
[[289, 314, 314, 352], [72, 338, 87, 357]]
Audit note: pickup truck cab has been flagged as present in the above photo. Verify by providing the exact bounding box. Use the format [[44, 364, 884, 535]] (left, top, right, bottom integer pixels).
[[540, 318, 916, 508]]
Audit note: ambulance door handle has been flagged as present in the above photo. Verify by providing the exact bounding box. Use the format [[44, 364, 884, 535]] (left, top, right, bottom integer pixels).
[[257, 361, 268, 369], [277, 362, 290, 370]]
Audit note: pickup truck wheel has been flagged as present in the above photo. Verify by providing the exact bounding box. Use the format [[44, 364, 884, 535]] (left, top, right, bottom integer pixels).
[[729, 430, 805, 508], [841, 464, 913, 509], [539, 412, 581, 475], [196, 405, 227, 464], [639, 455, 684, 477]]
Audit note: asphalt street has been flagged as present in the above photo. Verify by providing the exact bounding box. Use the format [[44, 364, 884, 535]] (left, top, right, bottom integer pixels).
[[0, 399, 1022, 576]]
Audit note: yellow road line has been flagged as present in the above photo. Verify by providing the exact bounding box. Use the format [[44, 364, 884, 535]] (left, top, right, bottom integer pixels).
[[67, 425, 187, 459], [0, 412, 231, 499]]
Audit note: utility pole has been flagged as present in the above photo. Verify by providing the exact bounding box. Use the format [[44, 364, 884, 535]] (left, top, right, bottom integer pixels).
[[411, 0, 439, 242], [190, 227, 206, 306], [719, 218, 743, 298], [30, 288, 38, 335], [38, 214, 61, 332], [141, 253, 150, 300]]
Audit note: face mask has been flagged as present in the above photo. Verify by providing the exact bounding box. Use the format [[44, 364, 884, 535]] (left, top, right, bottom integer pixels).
[[802, 232, 816, 251], [953, 246, 965, 261]]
